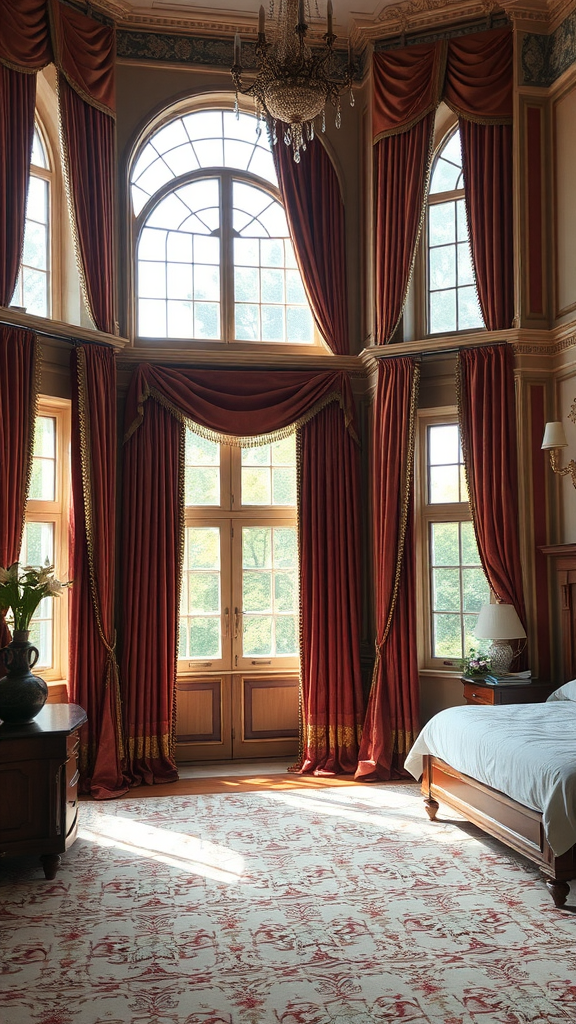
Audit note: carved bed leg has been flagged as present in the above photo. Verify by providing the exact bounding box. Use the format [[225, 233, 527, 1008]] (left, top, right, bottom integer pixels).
[[424, 797, 439, 821], [543, 877, 570, 908], [40, 854, 61, 880]]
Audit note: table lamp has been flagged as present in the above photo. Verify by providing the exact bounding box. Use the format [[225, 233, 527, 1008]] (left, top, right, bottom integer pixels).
[[474, 603, 526, 674]]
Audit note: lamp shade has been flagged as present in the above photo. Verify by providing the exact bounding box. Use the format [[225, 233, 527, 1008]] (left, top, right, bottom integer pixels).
[[542, 421, 568, 450], [474, 603, 526, 641]]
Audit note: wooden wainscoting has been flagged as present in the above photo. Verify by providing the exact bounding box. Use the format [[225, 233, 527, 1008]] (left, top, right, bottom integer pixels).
[[175, 673, 299, 763]]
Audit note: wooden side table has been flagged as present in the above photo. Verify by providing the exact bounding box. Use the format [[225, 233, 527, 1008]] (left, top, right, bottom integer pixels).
[[0, 703, 87, 878], [461, 678, 554, 706]]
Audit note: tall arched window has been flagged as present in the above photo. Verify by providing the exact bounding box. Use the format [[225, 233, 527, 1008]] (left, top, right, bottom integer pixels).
[[130, 109, 315, 344], [12, 125, 51, 318], [427, 127, 483, 335]]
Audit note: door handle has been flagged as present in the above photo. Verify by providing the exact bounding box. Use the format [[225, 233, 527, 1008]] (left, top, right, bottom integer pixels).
[[234, 607, 241, 640], [224, 607, 229, 637]]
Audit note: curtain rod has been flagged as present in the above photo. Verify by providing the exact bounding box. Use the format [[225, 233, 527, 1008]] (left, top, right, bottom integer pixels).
[[373, 14, 509, 53]]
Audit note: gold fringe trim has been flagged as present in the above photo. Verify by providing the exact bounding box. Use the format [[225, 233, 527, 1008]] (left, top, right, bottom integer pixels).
[[126, 733, 173, 761], [303, 722, 363, 749], [455, 351, 500, 603], [0, 58, 50, 75], [56, 70, 97, 331], [445, 102, 512, 127], [76, 346, 125, 760], [370, 361, 420, 696], [125, 382, 360, 448]]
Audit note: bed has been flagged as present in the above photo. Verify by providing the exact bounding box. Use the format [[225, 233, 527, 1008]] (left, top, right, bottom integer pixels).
[[404, 682, 576, 907]]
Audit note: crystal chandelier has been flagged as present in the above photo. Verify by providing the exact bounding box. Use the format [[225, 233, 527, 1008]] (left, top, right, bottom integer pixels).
[[231, 0, 355, 162]]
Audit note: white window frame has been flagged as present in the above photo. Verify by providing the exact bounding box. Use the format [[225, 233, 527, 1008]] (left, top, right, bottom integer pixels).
[[129, 103, 324, 352], [416, 408, 490, 672], [178, 435, 299, 676], [23, 397, 71, 681]]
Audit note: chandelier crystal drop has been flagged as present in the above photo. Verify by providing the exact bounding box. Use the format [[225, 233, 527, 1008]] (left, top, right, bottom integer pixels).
[[231, 0, 355, 162]]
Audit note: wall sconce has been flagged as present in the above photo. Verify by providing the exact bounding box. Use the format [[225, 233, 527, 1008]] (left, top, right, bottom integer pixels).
[[541, 421, 576, 487]]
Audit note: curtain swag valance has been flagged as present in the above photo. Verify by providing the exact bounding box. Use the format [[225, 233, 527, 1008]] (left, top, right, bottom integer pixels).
[[373, 27, 512, 142], [124, 365, 359, 447], [0, 0, 115, 115]]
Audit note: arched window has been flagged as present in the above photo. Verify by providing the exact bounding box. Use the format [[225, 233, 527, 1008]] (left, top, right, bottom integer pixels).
[[12, 125, 51, 318], [130, 109, 315, 345], [427, 127, 483, 335]]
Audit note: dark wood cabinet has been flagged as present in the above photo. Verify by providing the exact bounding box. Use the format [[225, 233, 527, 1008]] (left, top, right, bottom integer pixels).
[[462, 679, 554, 706], [0, 703, 87, 878]]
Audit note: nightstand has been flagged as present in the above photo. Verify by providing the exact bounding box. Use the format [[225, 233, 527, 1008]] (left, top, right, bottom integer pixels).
[[461, 678, 554, 706]]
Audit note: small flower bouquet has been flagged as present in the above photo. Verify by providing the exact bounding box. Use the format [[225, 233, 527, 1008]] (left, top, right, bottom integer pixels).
[[0, 562, 72, 634], [463, 647, 492, 677]]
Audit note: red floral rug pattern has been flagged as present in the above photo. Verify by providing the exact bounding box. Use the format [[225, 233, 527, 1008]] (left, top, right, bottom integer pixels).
[[1, 784, 575, 1024]]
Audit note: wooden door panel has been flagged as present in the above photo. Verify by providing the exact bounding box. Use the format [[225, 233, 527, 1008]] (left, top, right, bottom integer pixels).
[[175, 677, 232, 762], [232, 675, 299, 759]]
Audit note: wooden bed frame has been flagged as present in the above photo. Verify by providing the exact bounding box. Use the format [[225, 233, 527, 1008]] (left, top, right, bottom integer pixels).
[[422, 754, 576, 907]]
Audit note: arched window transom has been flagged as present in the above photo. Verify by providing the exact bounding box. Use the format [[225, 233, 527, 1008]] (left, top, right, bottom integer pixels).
[[131, 108, 315, 345]]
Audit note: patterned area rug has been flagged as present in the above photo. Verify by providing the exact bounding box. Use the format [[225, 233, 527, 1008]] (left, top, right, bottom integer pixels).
[[2, 783, 575, 1024]]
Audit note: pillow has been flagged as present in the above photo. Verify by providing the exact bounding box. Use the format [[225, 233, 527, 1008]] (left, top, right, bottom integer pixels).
[[546, 680, 576, 702]]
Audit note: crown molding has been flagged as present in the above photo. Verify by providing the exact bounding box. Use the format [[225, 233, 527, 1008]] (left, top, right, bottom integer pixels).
[[352, 0, 507, 43]]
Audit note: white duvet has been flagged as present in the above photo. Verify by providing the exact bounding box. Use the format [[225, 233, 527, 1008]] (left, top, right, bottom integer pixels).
[[404, 700, 576, 856]]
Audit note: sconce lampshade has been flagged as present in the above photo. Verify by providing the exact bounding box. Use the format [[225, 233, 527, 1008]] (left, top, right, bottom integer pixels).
[[542, 421, 568, 450], [474, 603, 526, 674]]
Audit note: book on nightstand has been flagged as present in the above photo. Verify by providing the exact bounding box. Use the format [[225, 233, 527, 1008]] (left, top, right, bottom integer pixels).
[[462, 671, 532, 686]]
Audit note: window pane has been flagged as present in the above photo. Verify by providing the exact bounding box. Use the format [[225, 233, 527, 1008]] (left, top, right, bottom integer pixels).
[[433, 613, 462, 658], [429, 203, 456, 246], [430, 289, 456, 334], [242, 525, 298, 657], [184, 431, 220, 506], [431, 523, 459, 566], [29, 417, 56, 500], [428, 425, 459, 465], [19, 522, 55, 669], [462, 567, 490, 612], [458, 287, 484, 330], [433, 567, 461, 611], [241, 436, 296, 507], [429, 246, 456, 290], [180, 527, 221, 660]]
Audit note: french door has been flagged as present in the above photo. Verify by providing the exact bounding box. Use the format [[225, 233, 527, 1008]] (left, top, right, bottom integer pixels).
[[175, 431, 300, 761]]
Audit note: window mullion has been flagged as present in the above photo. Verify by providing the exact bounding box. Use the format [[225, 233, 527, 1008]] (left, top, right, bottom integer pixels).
[[221, 172, 234, 343]]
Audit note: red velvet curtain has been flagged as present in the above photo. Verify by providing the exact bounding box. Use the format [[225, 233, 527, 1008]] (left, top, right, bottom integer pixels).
[[356, 358, 420, 780], [459, 121, 513, 331], [0, 0, 52, 307], [372, 28, 513, 343], [298, 402, 364, 774], [0, 326, 38, 647], [273, 139, 349, 354], [58, 79, 116, 334], [121, 364, 361, 784], [457, 345, 527, 636], [0, 65, 36, 307], [374, 115, 435, 344], [69, 344, 127, 798], [121, 399, 182, 785], [372, 44, 445, 344], [444, 29, 514, 331], [53, 1, 116, 335]]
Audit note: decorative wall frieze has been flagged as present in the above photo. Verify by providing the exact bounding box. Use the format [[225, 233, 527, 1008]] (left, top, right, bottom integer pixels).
[[521, 6, 576, 84], [116, 27, 362, 75]]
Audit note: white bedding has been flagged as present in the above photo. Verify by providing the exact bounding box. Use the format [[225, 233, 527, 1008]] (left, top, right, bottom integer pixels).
[[404, 700, 576, 856]]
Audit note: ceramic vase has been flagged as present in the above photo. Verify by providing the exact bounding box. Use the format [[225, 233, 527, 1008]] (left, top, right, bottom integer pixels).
[[0, 630, 48, 725]]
